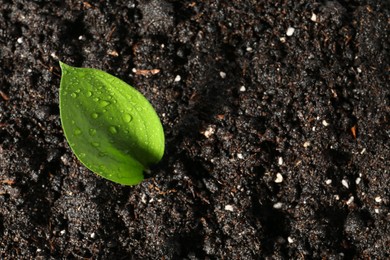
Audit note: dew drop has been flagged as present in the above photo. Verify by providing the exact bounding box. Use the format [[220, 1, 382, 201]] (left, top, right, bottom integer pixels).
[[98, 152, 107, 157], [75, 89, 81, 93], [79, 153, 86, 158], [93, 97, 100, 102], [71, 92, 77, 98], [89, 128, 97, 136], [92, 142, 100, 147], [74, 128, 82, 136], [109, 126, 118, 134], [99, 100, 110, 107], [91, 113, 99, 119], [123, 113, 133, 123], [86, 91, 92, 97]]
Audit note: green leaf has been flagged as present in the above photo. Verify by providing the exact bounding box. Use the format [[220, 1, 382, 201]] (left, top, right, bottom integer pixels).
[[59, 62, 165, 185]]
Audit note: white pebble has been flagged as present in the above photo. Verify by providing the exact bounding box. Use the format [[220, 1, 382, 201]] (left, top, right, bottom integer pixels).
[[174, 75, 181, 82], [60, 230, 66, 235], [202, 125, 215, 138], [275, 173, 283, 183], [346, 196, 354, 205], [273, 202, 283, 209], [341, 179, 349, 189], [90, 232, 96, 239], [246, 47, 253, 52], [239, 86, 246, 92], [287, 237, 294, 243], [286, 27, 295, 36], [303, 141, 310, 148], [224, 205, 234, 212], [374, 208, 380, 214], [311, 13, 317, 22], [375, 196, 382, 203], [237, 153, 244, 159], [279, 37, 286, 43], [357, 67, 362, 73], [355, 177, 361, 185], [50, 52, 58, 59], [322, 120, 329, 126], [36, 248, 42, 253], [278, 157, 283, 165], [220, 71, 226, 79], [141, 193, 147, 204], [360, 148, 366, 154], [325, 179, 332, 185], [17, 37, 23, 44]]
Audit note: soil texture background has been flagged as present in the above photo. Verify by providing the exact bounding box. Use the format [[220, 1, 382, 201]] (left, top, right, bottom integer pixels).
[[0, 0, 389, 259]]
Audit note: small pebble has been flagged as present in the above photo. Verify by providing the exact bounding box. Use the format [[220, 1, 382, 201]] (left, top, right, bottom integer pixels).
[[174, 75, 181, 82], [202, 125, 215, 138], [90, 232, 96, 239], [220, 71, 226, 79], [311, 13, 317, 22], [278, 157, 283, 165], [303, 141, 311, 148], [375, 196, 382, 203], [355, 177, 361, 185], [60, 230, 66, 235], [273, 202, 283, 209], [346, 196, 354, 205], [275, 173, 283, 183], [246, 47, 253, 52], [341, 179, 349, 189], [322, 120, 329, 126], [17, 37, 23, 44], [374, 208, 380, 214], [286, 27, 295, 36], [360, 148, 366, 154], [239, 86, 246, 92], [224, 205, 234, 212], [237, 153, 244, 159], [325, 179, 332, 185], [287, 237, 294, 243]]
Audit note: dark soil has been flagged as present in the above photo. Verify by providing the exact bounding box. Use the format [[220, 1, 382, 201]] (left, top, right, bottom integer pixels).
[[0, 0, 389, 259]]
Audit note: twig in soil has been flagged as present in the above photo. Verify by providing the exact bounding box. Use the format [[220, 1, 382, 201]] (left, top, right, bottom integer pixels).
[[0, 90, 9, 101], [1, 179, 16, 185]]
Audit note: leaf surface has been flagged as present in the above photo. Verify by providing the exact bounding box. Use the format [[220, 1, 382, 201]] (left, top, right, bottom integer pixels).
[[59, 62, 164, 185]]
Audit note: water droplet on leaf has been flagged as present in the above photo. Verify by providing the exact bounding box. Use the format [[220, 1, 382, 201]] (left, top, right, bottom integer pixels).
[[123, 113, 133, 123], [74, 128, 82, 136], [89, 128, 97, 136], [109, 126, 118, 134], [91, 113, 99, 119]]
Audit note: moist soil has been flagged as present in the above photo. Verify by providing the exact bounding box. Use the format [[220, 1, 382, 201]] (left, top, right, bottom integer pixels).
[[0, 0, 389, 259]]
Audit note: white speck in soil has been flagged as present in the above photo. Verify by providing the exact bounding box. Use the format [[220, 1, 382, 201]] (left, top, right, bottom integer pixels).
[[286, 27, 295, 36], [355, 177, 361, 185], [224, 205, 234, 212], [303, 141, 310, 147], [239, 86, 246, 92], [341, 179, 349, 189], [237, 153, 244, 159], [278, 157, 283, 165], [219, 71, 226, 79], [17, 37, 23, 44], [287, 237, 294, 243], [346, 196, 354, 205], [273, 202, 283, 209], [275, 173, 283, 183], [311, 13, 317, 22], [375, 196, 382, 203], [174, 75, 181, 82], [90, 232, 96, 239], [325, 179, 332, 185], [322, 120, 329, 126]]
